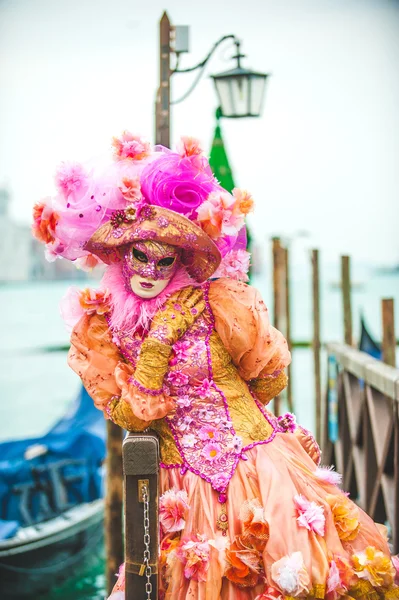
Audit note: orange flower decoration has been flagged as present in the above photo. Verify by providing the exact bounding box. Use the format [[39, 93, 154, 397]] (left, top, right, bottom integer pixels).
[[75, 254, 103, 271], [326, 494, 360, 541], [225, 535, 262, 588], [112, 131, 150, 161], [240, 499, 269, 552], [233, 188, 255, 215], [352, 546, 396, 588], [78, 288, 110, 316], [177, 136, 203, 158], [118, 176, 142, 202], [160, 534, 181, 571], [32, 200, 59, 244]]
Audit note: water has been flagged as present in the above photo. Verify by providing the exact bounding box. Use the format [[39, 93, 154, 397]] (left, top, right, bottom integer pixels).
[[1, 265, 398, 599]]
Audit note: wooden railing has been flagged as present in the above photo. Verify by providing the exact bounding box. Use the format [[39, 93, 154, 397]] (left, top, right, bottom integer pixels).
[[323, 343, 399, 553]]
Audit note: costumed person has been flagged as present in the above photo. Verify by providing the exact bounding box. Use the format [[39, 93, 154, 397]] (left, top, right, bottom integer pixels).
[[32, 132, 399, 600]]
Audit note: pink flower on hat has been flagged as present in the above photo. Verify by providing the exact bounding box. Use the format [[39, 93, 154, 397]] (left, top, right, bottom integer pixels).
[[32, 200, 59, 245], [213, 249, 250, 282], [232, 188, 254, 215], [196, 191, 245, 239], [177, 136, 203, 158], [55, 161, 88, 196], [112, 131, 151, 161], [159, 488, 190, 533], [118, 176, 143, 202], [75, 253, 104, 272]]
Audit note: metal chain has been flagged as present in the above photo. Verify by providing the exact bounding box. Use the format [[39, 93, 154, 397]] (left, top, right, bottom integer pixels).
[[142, 484, 152, 600]]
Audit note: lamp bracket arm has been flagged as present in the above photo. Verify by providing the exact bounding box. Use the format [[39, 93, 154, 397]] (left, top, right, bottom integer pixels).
[[172, 34, 240, 74]]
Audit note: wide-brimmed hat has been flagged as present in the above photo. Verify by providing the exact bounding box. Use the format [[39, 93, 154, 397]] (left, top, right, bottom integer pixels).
[[32, 133, 253, 282], [85, 205, 221, 283]]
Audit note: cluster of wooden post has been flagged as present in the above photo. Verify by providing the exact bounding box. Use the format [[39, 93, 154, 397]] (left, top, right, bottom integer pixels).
[[271, 239, 397, 445]]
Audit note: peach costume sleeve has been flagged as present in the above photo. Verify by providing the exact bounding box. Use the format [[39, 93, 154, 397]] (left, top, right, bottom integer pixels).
[[208, 278, 291, 404], [67, 313, 172, 430]]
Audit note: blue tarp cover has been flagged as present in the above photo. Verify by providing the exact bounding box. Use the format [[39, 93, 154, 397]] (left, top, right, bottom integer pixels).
[[0, 387, 105, 539]]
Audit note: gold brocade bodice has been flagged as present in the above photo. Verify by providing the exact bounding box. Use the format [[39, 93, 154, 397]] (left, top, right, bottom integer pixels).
[[151, 330, 275, 466]]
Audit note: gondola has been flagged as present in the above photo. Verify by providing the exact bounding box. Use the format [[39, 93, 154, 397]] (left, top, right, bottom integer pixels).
[[359, 315, 382, 360], [0, 387, 106, 598]]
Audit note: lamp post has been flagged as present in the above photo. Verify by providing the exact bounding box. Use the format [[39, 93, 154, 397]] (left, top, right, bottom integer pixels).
[[155, 11, 269, 147]]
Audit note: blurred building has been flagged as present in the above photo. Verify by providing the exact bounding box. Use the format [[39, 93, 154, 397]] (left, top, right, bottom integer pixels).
[[0, 188, 93, 282], [0, 189, 32, 281]]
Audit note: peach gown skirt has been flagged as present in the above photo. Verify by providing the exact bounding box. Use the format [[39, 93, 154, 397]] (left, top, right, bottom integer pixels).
[[108, 431, 398, 600]]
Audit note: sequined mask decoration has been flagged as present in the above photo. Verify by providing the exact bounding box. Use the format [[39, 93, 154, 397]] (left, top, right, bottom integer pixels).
[[122, 241, 181, 283]]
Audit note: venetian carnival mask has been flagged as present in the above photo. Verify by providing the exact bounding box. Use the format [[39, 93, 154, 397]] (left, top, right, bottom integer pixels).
[[122, 240, 181, 299]]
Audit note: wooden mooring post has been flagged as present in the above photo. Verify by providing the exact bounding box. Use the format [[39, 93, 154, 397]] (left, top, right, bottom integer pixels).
[[105, 420, 124, 595], [123, 432, 159, 600], [341, 255, 353, 346], [382, 298, 396, 367]]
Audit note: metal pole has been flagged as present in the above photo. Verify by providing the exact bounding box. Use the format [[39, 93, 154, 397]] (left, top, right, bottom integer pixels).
[[284, 246, 294, 413], [382, 298, 396, 367], [312, 249, 322, 444], [272, 237, 286, 416], [105, 420, 124, 595], [156, 12, 171, 147], [341, 256, 352, 346]]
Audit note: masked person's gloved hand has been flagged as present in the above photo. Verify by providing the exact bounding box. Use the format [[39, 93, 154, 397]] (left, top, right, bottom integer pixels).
[[133, 286, 205, 393]]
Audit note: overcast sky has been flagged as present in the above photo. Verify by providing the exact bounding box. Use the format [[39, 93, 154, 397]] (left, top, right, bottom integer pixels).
[[1, 0, 399, 264]]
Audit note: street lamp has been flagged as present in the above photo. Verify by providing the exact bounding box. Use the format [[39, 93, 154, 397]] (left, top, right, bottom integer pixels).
[[211, 40, 268, 118], [155, 12, 269, 147]]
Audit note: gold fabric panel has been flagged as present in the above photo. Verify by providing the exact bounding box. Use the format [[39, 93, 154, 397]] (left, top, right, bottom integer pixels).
[[248, 371, 288, 405], [134, 338, 172, 390], [151, 419, 183, 465], [109, 397, 151, 432], [209, 331, 274, 447]]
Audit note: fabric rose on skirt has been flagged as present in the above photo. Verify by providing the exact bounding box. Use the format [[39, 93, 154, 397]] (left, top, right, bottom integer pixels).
[[325, 494, 359, 541], [239, 498, 269, 552], [326, 559, 352, 600], [225, 535, 262, 588], [294, 494, 325, 536], [159, 489, 190, 533], [176, 534, 210, 582], [352, 546, 396, 588], [271, 551, 310, 597]]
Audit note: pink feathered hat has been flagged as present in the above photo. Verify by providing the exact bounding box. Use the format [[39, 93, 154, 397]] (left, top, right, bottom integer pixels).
[[32, 133, 253, 282]]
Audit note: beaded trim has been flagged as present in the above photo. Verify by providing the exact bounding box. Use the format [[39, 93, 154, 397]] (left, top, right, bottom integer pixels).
[[242, 390, 279, 453], [129, 377, 164, 396]]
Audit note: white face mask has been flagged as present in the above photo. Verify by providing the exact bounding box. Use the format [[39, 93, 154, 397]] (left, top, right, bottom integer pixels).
[[122, 241, 181, 299], [129, 274, 172, 299]]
